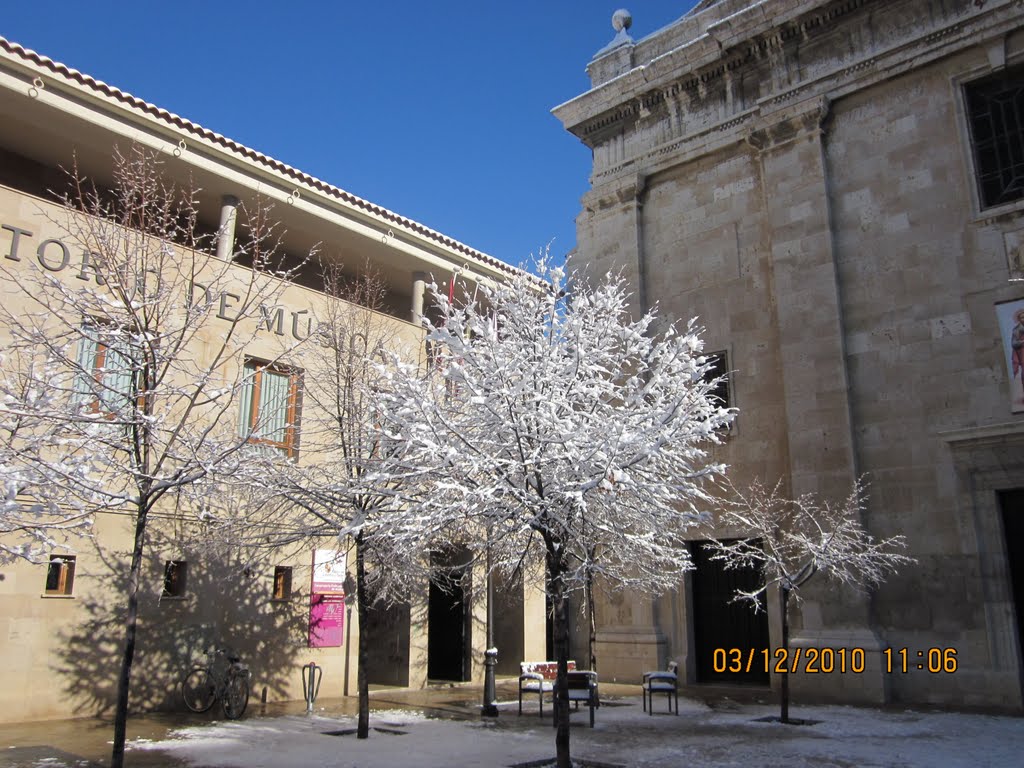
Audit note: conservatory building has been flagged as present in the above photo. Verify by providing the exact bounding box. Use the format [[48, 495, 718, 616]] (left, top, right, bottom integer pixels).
[[0, 35, 545, 723]]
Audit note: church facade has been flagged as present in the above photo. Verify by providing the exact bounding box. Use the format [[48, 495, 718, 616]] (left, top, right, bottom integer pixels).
[[555, 0, 1024, 708]]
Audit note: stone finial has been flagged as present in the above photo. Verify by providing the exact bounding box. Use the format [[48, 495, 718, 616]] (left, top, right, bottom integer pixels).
[[594, 8, 635, 60], [612, 9, 633, 33]]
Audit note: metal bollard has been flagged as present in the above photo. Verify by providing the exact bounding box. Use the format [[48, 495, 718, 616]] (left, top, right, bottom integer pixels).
[[302, 662, 323, 714]]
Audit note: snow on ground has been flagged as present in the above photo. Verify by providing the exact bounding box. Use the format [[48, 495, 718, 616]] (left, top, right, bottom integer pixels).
[[130, 696, 1024, 768]]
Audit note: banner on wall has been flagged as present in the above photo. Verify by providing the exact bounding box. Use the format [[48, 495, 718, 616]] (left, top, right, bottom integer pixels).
[[311, 548, 347, 594], [997, 298, 1024, 414], [309, 549, 347, 648], [309, 593, 345, 648]]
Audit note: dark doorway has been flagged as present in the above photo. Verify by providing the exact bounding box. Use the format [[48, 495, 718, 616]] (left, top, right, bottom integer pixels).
[[998, 489, 1024, 665], [691, 540, 770, 684], [427, 549, 470, 682]]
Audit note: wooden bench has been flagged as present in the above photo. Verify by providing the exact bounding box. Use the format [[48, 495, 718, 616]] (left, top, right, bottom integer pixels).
[[518, 660, 575, 716]]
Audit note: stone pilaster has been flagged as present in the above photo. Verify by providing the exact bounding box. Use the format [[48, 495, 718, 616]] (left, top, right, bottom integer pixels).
[[749, 97, 884, 704], [593, 584, 667, 682]]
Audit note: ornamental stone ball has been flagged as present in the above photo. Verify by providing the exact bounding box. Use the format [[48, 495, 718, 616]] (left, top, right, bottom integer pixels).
[[612, 9, 632, 32]]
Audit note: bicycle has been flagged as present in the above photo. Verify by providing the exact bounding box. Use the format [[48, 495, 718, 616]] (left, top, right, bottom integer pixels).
[[181, 647, 250, 719]]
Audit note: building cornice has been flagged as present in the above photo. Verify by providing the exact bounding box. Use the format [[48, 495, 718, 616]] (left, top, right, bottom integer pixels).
[[556, 0, 1024, 196], [0, 36, 518, 282], [556, 0, 871, 140]]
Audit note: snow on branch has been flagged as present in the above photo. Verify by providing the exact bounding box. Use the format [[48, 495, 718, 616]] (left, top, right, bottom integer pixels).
[[705, 477, 915, 608], [377, 254, 737, 597]]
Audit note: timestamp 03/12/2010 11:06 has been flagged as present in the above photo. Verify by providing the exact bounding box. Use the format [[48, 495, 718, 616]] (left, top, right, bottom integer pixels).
[[712, 647, 959, 675]]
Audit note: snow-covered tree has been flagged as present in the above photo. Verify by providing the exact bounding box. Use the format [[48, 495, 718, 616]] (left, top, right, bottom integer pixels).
[[267, 263, 426, 739], [378, 259, 734, 768], [0, 146, 307, 768], [0, 350, 96, 561], [704, 478, 914, 724]]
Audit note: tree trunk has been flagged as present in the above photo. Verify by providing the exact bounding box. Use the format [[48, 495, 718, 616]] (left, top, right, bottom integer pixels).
[[356, 534, 370, 739], [548, 546, 571, 768], [110, 503, 149, 768], [780, 585, 790, 724]]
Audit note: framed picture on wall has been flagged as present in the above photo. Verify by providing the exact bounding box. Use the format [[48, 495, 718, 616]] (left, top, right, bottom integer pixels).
[[996, 298, 1024, 413]]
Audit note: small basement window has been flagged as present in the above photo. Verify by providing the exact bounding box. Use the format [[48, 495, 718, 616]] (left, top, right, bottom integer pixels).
[[163, 560, 188, 598], [273, 566, 293, 600], [45, 554, 76, 596]]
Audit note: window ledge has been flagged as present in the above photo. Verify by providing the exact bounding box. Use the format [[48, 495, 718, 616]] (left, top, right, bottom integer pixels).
[[40, 594, 75, 599], [971, 197, 1024, 225], [160, 595, 188, 603]]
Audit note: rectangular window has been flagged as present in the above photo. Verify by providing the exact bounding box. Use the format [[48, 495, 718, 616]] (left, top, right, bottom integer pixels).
[[163, 560, 187, 597], [238, 359, 302, 456], [965, 63, 1024, 209], [74, 325, 136, 415], [273, 566, 293, 600], [704, 351, 731, 410], [44, 554, 76, 595]]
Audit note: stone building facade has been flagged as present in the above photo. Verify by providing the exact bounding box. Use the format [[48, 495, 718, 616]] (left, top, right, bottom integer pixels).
[[555, 0, 1024, 708], [0, 37, 545, 722]]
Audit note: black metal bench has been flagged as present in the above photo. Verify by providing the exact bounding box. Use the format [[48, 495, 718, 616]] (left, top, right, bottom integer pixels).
[[559, 669, 599, 727], [642, 661, 679, 715]]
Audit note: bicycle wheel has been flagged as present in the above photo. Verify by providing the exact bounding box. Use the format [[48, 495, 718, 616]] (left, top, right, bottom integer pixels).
[[182, 667, 216, 713], [222, 669, 249, 720]]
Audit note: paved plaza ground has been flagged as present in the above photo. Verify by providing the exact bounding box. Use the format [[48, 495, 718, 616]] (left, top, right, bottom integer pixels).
[[0, 681, 1020, 767]]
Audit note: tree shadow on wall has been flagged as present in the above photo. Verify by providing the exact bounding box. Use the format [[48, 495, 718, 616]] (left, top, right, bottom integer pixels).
[[53, 525, 312, 718]]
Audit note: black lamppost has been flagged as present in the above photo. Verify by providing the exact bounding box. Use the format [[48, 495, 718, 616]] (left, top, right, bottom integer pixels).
[[482, 532, 498, 717]]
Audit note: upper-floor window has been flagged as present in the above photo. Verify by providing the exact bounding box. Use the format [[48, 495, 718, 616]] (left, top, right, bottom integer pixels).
[[965, 63, 1024, 209], [74, 325, 136, 415], [238, 358, 302, 457]]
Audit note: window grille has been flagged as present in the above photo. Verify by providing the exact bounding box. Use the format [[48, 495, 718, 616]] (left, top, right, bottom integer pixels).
[[965, 64, 1024, 209]]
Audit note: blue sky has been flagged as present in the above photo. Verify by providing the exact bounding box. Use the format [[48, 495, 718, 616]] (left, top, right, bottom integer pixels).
[[2, 2, 700, 267]]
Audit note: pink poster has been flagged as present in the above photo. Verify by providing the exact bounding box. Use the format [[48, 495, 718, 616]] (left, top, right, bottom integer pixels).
[[308, 593, 346, 648], [308, 549, 347, 647]]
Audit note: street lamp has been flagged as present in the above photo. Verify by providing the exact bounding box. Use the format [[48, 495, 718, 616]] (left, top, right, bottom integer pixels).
[[481, 531, 498, 717]]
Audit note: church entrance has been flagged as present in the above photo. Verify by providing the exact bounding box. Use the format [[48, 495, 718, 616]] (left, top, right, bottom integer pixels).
[[691, 540, 770, 684], [999, 489, 1024, 666]]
